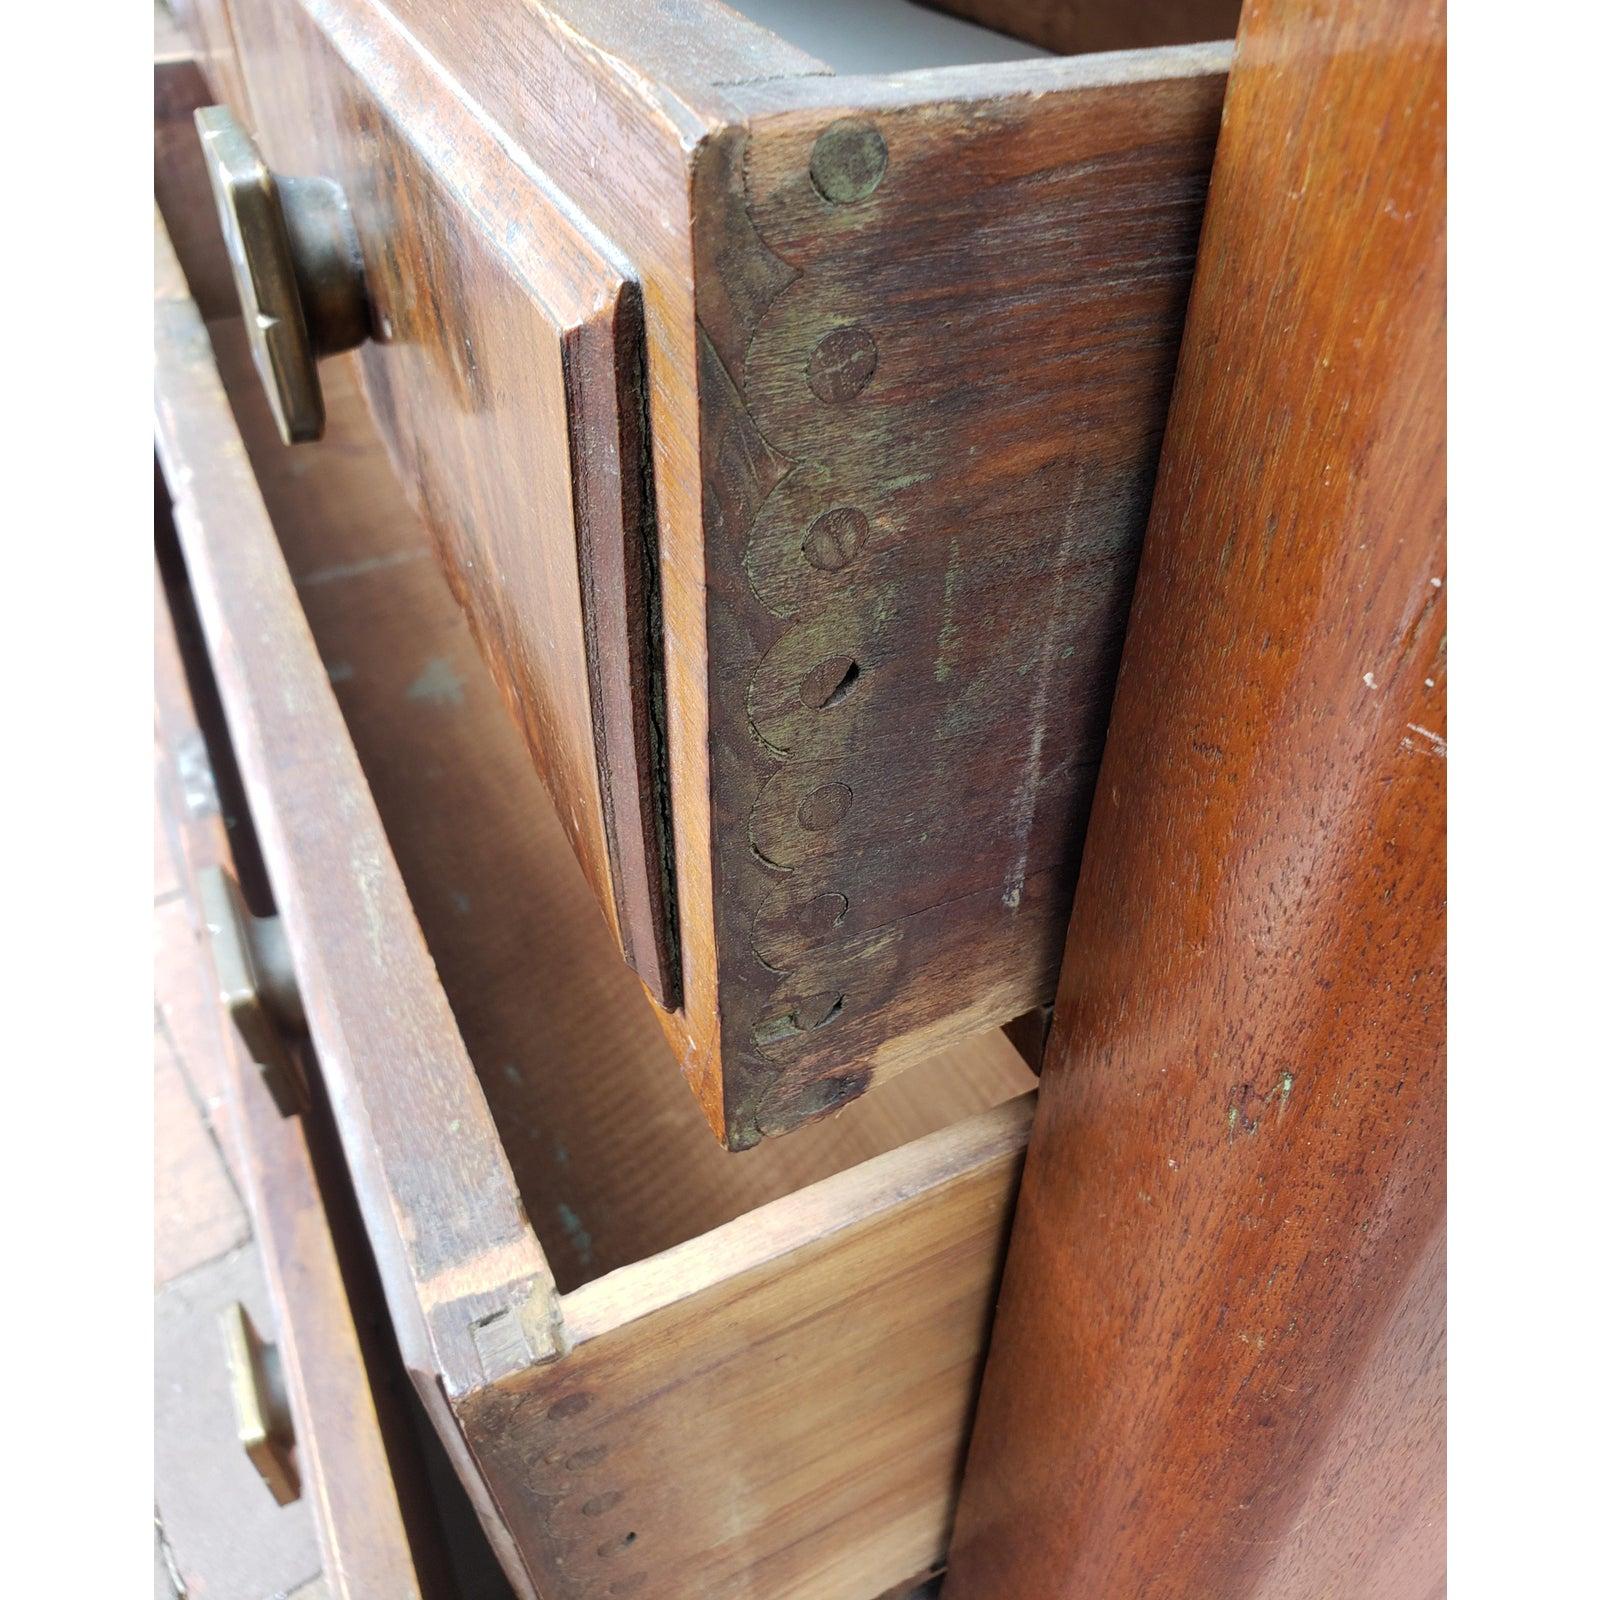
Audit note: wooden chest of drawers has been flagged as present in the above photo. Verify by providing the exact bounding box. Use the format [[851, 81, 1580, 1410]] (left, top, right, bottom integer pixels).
[[178, 0, 1233, 1146], [157, 176, 1044, 1594], [156, 4, 1452, 1595]]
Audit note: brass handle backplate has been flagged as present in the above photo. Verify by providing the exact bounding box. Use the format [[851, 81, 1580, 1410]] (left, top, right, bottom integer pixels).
[[199, 865, 306, 1116], [194, 105, 369, 445], [221, 1302, 300, 1506]]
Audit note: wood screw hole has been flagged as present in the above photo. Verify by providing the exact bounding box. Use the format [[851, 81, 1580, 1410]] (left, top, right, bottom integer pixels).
[[801, 656, 860, 710]]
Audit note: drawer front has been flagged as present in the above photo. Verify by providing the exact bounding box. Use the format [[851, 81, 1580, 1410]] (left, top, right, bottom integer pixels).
[[156, 529, 432, 1600], [209, 0, 679, 1007]]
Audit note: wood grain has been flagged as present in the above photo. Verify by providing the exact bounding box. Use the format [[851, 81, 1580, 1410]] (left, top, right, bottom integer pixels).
[[155, 563, 437, 1600], [703, 49, 1230, 1142], [463, 1094, 1034, 1600], [155, 50, 241, 324], [215, 0, 1232, 1144], [243, 0, 776, 1143], [207, 319, 1037, 1291], [161, 188, 1044, 1596], [156, 209, 561, 1385], [166, 0, 255, 127], [945, 0, 1446, 1592], [222, 0, 680, 1005]]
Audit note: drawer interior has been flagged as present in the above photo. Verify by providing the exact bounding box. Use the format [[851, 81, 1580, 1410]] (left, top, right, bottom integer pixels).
[[723, 0, 1241, 70], [204, 322, 1037, 1294], [724, 0, 1052, 69]]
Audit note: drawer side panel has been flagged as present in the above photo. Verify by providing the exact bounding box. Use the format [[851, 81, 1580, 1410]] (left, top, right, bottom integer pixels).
[[696, 53, 1229, 1141], [223, 0, 681, 1004]]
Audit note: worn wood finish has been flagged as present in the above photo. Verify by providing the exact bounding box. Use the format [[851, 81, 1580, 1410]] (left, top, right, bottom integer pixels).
[[156, 216, 561, 1549], [208, 317, 1038, 1289], [219, 0, 679, 1005], [922, 0, 1242, 55], [465, 1097, 1033, 1600], [155, 49, 240, 325], [207, 0, 1230, 1144], [705, 47, 1229, 1143], [154, 564, 437, 1600], [945, 0, 1447, 1592], [158, 200, 1042, 1598]]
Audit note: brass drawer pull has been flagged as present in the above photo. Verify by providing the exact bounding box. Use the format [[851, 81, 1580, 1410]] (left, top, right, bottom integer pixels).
[[199, 865, 306, 1115], [220, 1302, 300, 1506], [194, 105, 369, 445]]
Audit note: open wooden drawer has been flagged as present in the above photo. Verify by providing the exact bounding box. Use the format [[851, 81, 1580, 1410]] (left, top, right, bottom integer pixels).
[[156, 176, 1039, 1598], [176, 0, 1234, 1145]]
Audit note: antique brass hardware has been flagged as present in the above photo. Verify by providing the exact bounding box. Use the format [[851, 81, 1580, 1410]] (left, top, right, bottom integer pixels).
[[199, 865, 306, 1115], [194, 105, 369, 444], [220, 1302, 300, 1506]]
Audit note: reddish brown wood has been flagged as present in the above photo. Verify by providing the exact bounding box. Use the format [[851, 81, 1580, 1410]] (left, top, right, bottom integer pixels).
[[945, 0, 1446, 1593], [167, 0, 255, 127], [158, 186, 1044, 1597], [922, 0, 1242, 54], [702, 51, 1228, 1143], [155, 566, 442, 1600]]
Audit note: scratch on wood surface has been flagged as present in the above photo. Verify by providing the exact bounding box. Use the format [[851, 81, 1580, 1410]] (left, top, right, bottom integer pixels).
[[1404, 723, 1446, 758], [1004, 512, 1081, 906], [298, 547, 431, 587], [416, 1236, 554, 1314], [405, 655, 467, 708]]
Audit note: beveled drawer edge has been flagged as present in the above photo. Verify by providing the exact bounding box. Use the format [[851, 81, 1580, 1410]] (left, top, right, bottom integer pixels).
[[562, 1087, 1034, 1344], [154, 566, 430, 1600], [154, 210, 558, 1393]]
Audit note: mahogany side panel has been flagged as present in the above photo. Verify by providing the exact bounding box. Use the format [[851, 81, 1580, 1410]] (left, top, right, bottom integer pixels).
[[945, 0, 1446, 1592], [699, 50, 1230, 1142], [921, 0, 1242, 55]]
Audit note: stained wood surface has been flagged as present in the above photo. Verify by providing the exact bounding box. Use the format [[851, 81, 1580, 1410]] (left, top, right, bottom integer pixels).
[[207, 316, 1037, 1291], [251, 0, 765, 1142], [163, 164, 1044, 1597], [156, 211, 560, 1388], [155, 50, 240, 324], [201, 311, 1037, 1597], [155, 559, 433, 1600], [463, 1094, 1034, 1600], [166, 0, 254, 126], [216, 0, 1231, 1145], [221, 0, 679, 1005], [922, 0, 1242, 55], [703, 49, 1230, 1141], [945, 0, 1446, 1593]]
